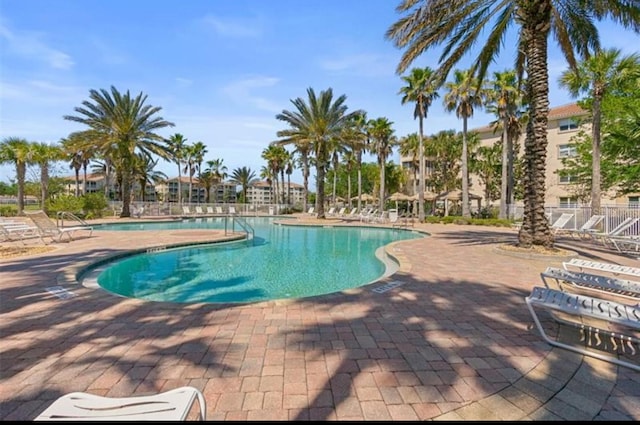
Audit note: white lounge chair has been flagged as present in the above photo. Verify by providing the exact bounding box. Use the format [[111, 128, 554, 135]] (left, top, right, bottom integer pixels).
[[215, 206, 223, 215], [206, 206, 214, 215], [0, 221, 40, 244], [550, 213, 574, 235], [35, 386, 206, 421], [593, 217, 639, 247], [195, 206, 204, 215], [566, 214, 605, 239], [132, 205, 144, 218], [228, 206, 237, 215], [563, 258, 640, 278], [25, 210, 93, 243], [182, 206, 192, 216]]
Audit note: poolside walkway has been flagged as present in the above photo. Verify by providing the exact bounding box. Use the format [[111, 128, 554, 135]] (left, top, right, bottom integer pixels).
[[1, 215, 639, 420]]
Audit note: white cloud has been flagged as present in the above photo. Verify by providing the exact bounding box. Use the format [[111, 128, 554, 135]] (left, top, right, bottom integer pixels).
[[200, 14, 262, 38], [221, 76, 282, 113], [0, 22, 74, 70], [318, 52, 395, 77]]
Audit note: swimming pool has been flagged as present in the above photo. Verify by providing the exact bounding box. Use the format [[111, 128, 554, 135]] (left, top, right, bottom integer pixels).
[[83, 217, 423, 304]]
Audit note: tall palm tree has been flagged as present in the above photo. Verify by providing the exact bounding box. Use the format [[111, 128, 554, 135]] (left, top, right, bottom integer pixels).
[[206, 158, 228, 203], [485, 70, 526, 219], [132, 153, 167, 202], [341, 111, 369, 212], [444, 68, 484, 218], [64, 86, 174, 217], [31, 142, 63, 212], [559, 48, 640, 215], [61, 133, 95, 197], [367, 117, 396, 211], [230, 166, 257, 203], [0, 137, 33, 215], [399, 66, 441, 221], [191, 141, 208, 202], [285, 154, 294, 205], [166, 133, 188, 204], [182, 143, 198, 204], [385, 0, 640, 248], [274, 87, 362, 219], [398, 133, 420, 197], [341, 150, 357, 209]]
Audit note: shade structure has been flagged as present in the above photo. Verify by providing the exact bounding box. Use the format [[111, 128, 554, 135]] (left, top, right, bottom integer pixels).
[[437, 189, 482, 201], [437, 189, 482, 216], [410, 191, 438, 201], [351, 193, 376, 202], [388, 192, 412, 201], [387, 192, 412, 210]]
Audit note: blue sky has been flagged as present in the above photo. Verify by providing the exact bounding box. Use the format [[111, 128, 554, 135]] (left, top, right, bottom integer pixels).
[[1, 0, 638, 184]]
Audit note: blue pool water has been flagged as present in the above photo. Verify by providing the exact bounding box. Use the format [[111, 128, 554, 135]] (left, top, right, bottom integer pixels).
[[86, 217, 423, 304]]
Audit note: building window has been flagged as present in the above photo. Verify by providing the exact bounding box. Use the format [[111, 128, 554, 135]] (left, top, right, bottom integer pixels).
[[630, 196, 640, 208], [558, 118, 578, 132], [559, 174, 576, 184], [558, 144, 577, 158], [559, 197, 578, 208]]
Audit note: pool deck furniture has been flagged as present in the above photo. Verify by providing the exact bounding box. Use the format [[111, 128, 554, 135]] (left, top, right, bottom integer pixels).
[[563, 258, 640, 279], [24, 210, 93, 243], [526, 286, 640, 372], [35, 386, 206, 421], [592, 217, 640, 247], [0, 221, 40, 244], [550, 213, 574, 235], [566, 215, 605, 239], [540, 266, 640, 302]]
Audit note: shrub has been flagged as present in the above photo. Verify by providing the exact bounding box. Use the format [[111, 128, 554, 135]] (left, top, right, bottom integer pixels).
[[82, 193, 109, 219], [46, 195, 84, 217]]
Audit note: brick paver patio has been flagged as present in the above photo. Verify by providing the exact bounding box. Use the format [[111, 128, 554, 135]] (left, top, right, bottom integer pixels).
[[1, 215, 639, 420]]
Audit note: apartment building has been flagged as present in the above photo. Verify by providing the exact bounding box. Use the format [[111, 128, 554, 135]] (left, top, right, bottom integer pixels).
[[401, 102, 639, 208], [246, 180, 306, 206]]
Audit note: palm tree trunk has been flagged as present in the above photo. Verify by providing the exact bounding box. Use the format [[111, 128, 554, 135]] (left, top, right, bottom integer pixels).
[[518, 0, 552, 247], [507, 133, 515, 219], [74, 168, 80, 197], [461, 117, 471, 218], [41, 164, 49, 213], [379, 156, 386, 212], [17, 162, 26, 216], [499, 122, 509, 219], [591, 94, 602, 215], [177, 166, 182, 204], [418, 114, 425, 222]]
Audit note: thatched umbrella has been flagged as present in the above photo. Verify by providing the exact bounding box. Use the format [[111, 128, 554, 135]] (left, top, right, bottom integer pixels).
[[437, 190, 482, 216], [388, 192, 412, 209]]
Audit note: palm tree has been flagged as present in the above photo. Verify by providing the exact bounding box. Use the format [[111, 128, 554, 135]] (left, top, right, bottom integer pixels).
[[274, 87, 362, 219], [166, 133, 188, 204], [398, 133, 419, 197], [132, 153, 167, 202], [61, 133, 95, 197], [182, 143, 199, 204], [559, 48, 640, 215], [367, 117, 396, 211], [31, 142, 63, 212], [230, 166, 257, 203], [341, 111, 369, 212], [485, 70, 526, 219], [385, 0, 640, 248], [191, 141, 208, 202], [64, 86, 174, 217], [206, 158, 228, 203], [0, 137, 33, 215], [341, 150, 357, 209], [444, 69, 484, 218], [399, 66, 441, 221]]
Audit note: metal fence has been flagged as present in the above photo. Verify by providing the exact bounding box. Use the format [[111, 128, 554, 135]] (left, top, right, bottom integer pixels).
[[509, 205, 640, 236]]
